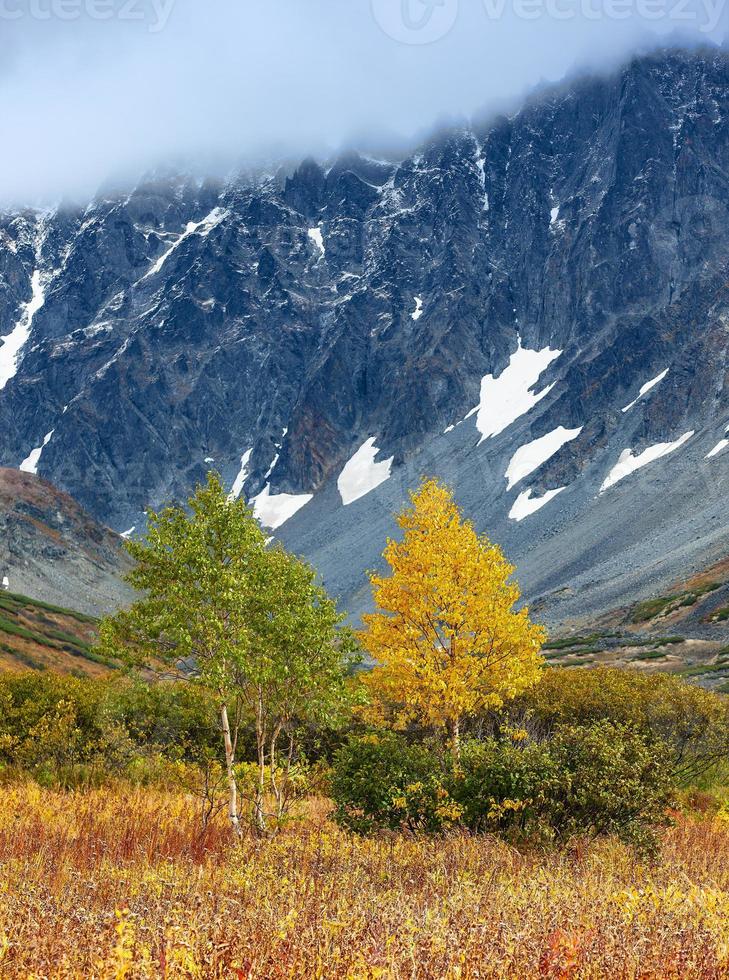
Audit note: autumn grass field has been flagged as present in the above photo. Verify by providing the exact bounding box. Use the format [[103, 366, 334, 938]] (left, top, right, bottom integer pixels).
[[0, 784, 729, 978]]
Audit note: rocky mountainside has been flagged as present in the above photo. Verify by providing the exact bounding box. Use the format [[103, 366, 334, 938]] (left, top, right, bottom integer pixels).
[[0, 469, 131, 617], [1, 46, 729, 625], [0, 589, 111, 676]]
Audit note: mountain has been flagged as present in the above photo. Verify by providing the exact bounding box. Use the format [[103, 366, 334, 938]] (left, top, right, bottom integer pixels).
[[0, 469, 131, 617], [0, 589, 113, 676], [1, 46, 729, 626], [542, 553, 729, 689]]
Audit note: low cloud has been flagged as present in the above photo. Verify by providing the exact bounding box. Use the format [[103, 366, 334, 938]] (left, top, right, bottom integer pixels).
[[0, 0, 725, 205]]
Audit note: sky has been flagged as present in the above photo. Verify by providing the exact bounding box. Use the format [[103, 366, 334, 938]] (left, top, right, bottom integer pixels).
[[0, 0, 726, 204]]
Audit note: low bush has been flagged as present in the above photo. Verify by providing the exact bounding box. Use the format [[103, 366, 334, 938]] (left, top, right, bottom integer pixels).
[[0, 590, 96, 623], [331, 721, 672, 850], [632, 584, 719, 623], [542, 634, 606, 651], [330, 733, 453, 834], [451, 736, 562, 839], [546, 721, 672, 851], [515, 667, 729, 783], [633, 649, 668, 661], [710, 607, 729, 623], [0, 673, 222, 788]]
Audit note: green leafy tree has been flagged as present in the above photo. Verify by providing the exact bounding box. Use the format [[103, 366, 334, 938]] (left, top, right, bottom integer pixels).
[[98, 473, 355, 835], [242, 545, 357, 827]]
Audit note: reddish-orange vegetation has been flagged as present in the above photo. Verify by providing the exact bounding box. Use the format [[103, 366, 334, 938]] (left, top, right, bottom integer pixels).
[[1, 785, 729, 978]]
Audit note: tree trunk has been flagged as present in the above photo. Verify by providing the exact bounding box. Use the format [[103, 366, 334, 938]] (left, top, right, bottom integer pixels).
[[254, 686, 267, 834], [282, 728, 296, 820], [269, 724, 282, 819], [448, 638, 462, 767], [449, 715, 461, 768], [220, 703, 243, 838]]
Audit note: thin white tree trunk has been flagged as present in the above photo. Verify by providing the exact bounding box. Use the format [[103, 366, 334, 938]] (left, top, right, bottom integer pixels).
[[449, 715, 461, 767], [269, 724, 284, 820], [220, 703, 243, 838], [254, 686, 267, 834]]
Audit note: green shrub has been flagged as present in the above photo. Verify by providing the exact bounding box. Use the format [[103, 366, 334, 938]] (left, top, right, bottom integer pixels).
[[451, 736, 562, 839], [108, 680, 222, 761], [0, 611, 107, 664], [0, 673, 222, 786], [679, 664, 722, 677], [631, 596, 678, 622], [543, 634, 606, 651], [0, 614, 43, 643], [331, 733, 451, 834], [1, 590, 96, 624], [632, 584, 720, 623], [331, 723, 672, 850], [546, 721, 672, 852], [517, 667, 729, 783]]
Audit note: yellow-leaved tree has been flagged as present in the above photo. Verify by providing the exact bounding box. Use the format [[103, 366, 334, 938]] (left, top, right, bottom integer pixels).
[[362, 478, 546, 762]]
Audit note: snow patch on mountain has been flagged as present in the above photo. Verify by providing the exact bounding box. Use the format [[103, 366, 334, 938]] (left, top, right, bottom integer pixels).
[[466, 339, 562, 443], [338, 438, 394, 506], [505, 426, 583, 490], [600, 431, 694, 494], [707, 427, 729, 459], [474, 150, 489, 211], [411, 296, 423, 321], [19, 430, 54, 475], [251, 484, 313, 530], [509, 487, 565, 521], [622, 368, 669, 412], [229, 448, 253, 501], [144, 208, 227, 279], [308, 225, 325, 257], [262, 429, 287, 482], [0, 270, 46, 390], [95, 336, 131, 381]]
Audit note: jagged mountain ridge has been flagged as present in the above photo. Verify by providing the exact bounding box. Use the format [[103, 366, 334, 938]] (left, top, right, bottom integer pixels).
[[1, 46, 729, 624]]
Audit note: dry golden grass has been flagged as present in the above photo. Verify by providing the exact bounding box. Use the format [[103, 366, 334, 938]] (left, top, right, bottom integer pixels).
[[1, 785, 729, 978]]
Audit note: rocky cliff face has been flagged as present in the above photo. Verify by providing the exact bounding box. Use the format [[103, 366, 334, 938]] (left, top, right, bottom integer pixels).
[[0, 469, 131, 617], [1, 47, 729, 623]]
